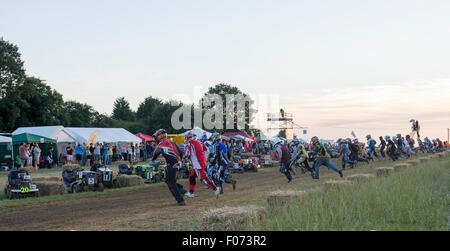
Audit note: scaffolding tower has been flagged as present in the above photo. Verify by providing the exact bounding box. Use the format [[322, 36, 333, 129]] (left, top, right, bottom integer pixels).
[[267, 109, 307, 139]]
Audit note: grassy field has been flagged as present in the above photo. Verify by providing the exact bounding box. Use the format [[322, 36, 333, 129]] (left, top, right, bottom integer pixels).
[[248, 157, 449, 231]]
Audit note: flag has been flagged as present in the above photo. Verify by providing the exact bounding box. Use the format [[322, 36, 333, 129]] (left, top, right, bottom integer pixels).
[[351, 131, 356, 138]]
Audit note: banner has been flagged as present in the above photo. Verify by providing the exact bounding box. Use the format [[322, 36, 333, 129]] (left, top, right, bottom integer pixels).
[[88, 131, 99, 145]]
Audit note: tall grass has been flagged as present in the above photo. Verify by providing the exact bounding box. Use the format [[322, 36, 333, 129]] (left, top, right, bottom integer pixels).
[[249, 159, 449, 231]]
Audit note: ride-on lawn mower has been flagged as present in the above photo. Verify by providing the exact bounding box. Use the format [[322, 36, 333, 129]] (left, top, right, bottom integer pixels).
[[91, 164, 119, 188], [230, 156, 244, 173], [239, 156, 259, 172], [135, 164, 163, 184], [3, 170, 40, 199], [62, 168, 104, 193], [180, 160, 193, 179], [118, 163, 133, 175]]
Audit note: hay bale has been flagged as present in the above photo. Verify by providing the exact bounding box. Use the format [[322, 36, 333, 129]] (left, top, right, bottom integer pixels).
[[62, 164, 80, 171], [115, 175, 144, 187], [376, 167, 394, 177], [18, 167, 37, 173], [324, 180, 352, 191], [417, 157, 430, 163], [346, 174, 375, 183], [267, 190, 307, 210], [393, 163, 411, 172], [435, 153, 445, 158], [201, 206, 267, 231], [34, 181, 66, 196], [406, 160, 421, 166], [33, 176, 62, 182]]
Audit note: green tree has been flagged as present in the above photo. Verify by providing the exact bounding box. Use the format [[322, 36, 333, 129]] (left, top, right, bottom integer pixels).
[[201, 83, 255, 134], [136, 96, 162, 119], [63, 101, 98, 127], [112, 97, 135, 121], [0, 38, 27, 131]]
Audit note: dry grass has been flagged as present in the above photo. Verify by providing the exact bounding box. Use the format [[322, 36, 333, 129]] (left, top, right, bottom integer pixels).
[[406, 160, 421, 166], [267, 190, 307, 211], [393, 163, 411, 172]]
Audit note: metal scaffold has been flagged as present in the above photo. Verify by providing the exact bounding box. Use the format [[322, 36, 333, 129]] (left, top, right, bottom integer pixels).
[[266, 109, 308, 139]]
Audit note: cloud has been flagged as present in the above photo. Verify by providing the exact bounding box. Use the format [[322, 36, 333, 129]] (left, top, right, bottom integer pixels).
[[257, 79, 450, 139]]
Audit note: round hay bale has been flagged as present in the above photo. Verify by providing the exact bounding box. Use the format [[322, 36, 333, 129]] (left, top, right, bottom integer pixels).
[[376, 167, 394, 177], [345, 174, 375, 183], [267, 190, 307, 210], [201, 206, 267, 231], [393, 163, 411, 172], [115, 175, 144, 187], [33, 176, 62, 182], [34, 181, 66, 196], [406, 160, 421, 166], [324, 180, 352, 191]]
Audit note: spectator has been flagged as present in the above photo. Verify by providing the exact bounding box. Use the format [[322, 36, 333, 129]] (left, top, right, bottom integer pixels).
[[75, 143, 83, 165], [33, 143, 41, 170], [108, 144, 113, 164], [94, 143, 101, 164], [19, 142, 28, 168], [81, 143, 87, 166], [44, 147, 54, 168], [66, 143, 74, 164], [103, 143, 110, 165]]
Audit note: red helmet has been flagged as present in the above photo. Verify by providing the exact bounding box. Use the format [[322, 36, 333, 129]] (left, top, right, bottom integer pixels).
[[152, 129, 167, 143]]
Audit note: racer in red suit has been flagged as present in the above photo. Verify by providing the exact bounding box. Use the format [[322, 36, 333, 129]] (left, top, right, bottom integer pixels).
[[183, 133, 220, 198]]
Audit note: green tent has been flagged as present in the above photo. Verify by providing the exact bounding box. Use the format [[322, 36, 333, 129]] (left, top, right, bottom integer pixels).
[[12, 133, 57, 167], [12, 133, 56, 144]]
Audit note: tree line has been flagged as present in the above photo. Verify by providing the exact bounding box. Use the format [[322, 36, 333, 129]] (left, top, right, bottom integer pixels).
[[0, 38, 258, 136]]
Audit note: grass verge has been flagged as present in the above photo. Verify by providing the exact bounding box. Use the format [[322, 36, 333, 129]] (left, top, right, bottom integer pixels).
[[248, 158, 449, 231]]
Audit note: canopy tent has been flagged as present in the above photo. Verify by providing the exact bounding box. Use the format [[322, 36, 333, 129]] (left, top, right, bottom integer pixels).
[[135, 133, 155, 142], [66, 127, 141, 144], [257, 135, 270, 141], [0, 136, 13, 169], [12, 133, 56, 144], [180, 127, 212, 140], [0, 135, 12, 143], [12, 126, 77, 160], [231, 135, 254, 142], [222, 131, 253, 139], [11, 133, 57, 167], [12, 126, 77, 143]]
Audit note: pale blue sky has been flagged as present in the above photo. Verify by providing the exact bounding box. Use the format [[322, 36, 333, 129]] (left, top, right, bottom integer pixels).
[[1, 0, 449, 139]]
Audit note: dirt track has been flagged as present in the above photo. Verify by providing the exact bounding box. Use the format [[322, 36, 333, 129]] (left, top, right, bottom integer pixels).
[[0, 162, 379, 231]]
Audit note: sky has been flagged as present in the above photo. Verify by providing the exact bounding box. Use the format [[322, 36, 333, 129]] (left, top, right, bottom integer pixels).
[[1, 0, 449, 140]]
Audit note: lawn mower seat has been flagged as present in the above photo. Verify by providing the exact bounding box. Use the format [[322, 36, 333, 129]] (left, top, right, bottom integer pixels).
[[62, 169, 77, 184], [118, 163, 132, 175]]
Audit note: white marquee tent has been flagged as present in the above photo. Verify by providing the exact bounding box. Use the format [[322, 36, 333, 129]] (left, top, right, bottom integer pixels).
[[12, 126, 77, 157], [66, 127, 141, 144]]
